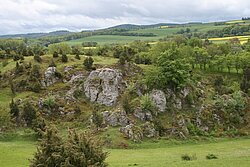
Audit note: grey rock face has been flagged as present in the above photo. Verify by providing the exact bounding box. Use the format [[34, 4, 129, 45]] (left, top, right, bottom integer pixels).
[[102, 109, 130, 127], [41, 67, 58, 87], [133, 108, 153, 121], [84, 68, 125, 106], [150, 89, 166, 112]]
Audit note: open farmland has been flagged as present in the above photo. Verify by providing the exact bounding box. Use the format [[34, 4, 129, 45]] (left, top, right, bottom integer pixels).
[[208, 35, 250, 44]]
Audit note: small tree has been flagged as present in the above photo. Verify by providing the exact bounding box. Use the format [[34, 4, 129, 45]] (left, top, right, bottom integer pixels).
[[30, 126, 63, 167], [30, 127, 108, 167], [92, 110, 103, 128], [52, 51, 59, 58], [62, 54, 68, 63], [22, 101, 37, 127], [75, 53, 81, 60], [62, 130, 108, 167], [34, 55, 42, 63], [9, 99, 20, 125], [83, 56, 94, 70], [48, 59, 56, 67]]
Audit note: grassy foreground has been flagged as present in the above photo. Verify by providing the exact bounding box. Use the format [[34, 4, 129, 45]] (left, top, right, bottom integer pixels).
[[0, 138, 250, 167]]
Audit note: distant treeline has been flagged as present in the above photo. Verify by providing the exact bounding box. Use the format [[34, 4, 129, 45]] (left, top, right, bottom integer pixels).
[[242, 17, 250, 20], [206, 24, 250, 38]]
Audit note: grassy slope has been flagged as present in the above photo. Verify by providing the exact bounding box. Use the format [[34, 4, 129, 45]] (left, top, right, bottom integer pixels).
[[0, 138, 250, 167]]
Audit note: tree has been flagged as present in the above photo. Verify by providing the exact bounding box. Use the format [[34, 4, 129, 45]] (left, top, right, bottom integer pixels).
[[22, 101, 37, 127], [61, 54, 68, 63], [157, 49, 191, 90], [83, 56, 94, 70]]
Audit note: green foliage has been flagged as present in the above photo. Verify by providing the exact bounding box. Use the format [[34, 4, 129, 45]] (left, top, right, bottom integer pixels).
[[92, 110, 103, 128], [48, 43, 71, 55], [150, 48, 191, 90], [32, 115, 47, 138], [30, 127, 108, 167], [30, 65, 41, 81], [181, 154, 197, 161], [61, 54, 68, 63], [22, 101, 37, 127], [9, 99, 20, 124], [52, 51, 59, 58], [30, 126, 63, 167], [206, 154, 218, 160], [83, 56, 94, 70], [34, 55, 42, 63], [140, 94, 155, 114]]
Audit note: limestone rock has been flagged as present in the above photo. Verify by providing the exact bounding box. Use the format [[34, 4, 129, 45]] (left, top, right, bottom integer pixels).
[[141, 122, 158, 138], [120, 124, 143, 142], [133, 107, 153, 121], [150, 89, 166, 112], [102, 108, 130, 127], [41, 67, 58, 87], [84, 68, 125, 106], [69, 74, 84, 85]]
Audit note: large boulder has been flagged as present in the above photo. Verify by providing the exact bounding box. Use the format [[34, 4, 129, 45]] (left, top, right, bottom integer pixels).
[[41, 67, 58, 87], [150, 89, 166, 112], [84, 68, 125, 106], [102, 108, 130, 127]]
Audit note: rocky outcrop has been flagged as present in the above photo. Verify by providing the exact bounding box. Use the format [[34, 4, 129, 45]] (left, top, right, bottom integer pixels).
[[141, 122, 158, 138], [120, 124, 143, 142], [84, 68, 126, 106], [133, 107, 153, 121], [102, 108, 131, 127], [41, 67, 59, 87], [150, 89, 167, 112], [68, 74, 84, 85]]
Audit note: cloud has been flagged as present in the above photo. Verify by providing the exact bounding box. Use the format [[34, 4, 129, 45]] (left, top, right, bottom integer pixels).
[[0, 0, 250, 35]]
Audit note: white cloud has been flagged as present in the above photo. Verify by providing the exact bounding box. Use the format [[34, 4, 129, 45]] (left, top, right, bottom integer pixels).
[[0, 0, 250, 34]]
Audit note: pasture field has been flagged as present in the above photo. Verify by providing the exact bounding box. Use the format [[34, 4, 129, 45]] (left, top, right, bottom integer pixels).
[[65, 35, 160, 45], [0, 138, 250, 167]]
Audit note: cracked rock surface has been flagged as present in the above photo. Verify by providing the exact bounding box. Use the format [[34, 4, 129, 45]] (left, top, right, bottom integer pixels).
[[84, 68, 125, 106]]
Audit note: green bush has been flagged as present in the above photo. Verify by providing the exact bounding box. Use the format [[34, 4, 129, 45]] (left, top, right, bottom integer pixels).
[[206, 154, 218, 160], [30, 127, 108, 167], [181, 154, 197, 161], [140, 94, 156, 114]]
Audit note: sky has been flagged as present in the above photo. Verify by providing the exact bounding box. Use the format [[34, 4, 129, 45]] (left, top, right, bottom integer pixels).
[[0, 0, 250, 35]]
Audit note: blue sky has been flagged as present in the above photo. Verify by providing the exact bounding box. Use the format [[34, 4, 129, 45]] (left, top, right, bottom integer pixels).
[[0, 0, 250, 35]]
